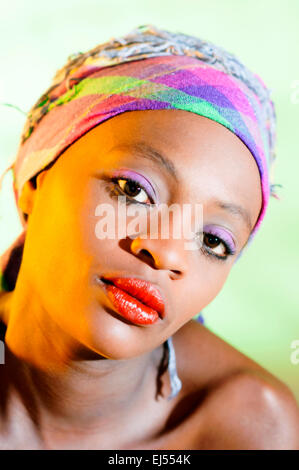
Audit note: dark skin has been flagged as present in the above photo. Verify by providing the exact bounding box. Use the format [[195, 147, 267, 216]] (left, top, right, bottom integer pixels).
[[0, 110, 298, 449]]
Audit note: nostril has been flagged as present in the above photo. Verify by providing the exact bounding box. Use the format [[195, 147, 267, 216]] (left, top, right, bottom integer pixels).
[[137, 249, 157, 268], [139, 249, 152, 258], [169, 269, 182, 280]]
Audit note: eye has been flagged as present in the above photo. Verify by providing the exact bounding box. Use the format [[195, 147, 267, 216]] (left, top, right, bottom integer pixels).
[[196, 229, 236, 262], [203, 233, 228, 257], [115, 178, 152, 204]]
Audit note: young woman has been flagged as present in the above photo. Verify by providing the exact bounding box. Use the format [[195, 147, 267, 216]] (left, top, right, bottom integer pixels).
[[0, 24, 298, 450]]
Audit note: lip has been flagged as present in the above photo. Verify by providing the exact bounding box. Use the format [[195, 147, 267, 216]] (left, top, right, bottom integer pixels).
[[98, 276, 165, 326]]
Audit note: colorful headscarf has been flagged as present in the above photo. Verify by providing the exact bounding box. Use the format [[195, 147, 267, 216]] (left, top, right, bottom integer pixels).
[[0, 24, 279, 294]]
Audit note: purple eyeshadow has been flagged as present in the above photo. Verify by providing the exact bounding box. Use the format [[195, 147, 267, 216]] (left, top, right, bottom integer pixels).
[[110, 169, 157, 203], [203, 224, 236, 253]]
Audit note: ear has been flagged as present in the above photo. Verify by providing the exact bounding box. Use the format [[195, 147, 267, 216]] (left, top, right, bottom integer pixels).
[[18, 170, 48, 217]]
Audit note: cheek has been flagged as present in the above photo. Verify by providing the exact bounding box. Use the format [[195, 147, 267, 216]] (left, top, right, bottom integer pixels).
[[173, 263, 231, 326], [22, 177, 95, 301], [76, 179, 118, 260]]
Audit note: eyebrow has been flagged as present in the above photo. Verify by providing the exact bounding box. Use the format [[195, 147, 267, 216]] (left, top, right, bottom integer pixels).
[[213, 200, 253, 233], [111, 141, 179, 183]]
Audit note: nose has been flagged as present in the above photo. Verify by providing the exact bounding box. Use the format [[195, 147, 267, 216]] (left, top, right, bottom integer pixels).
[[130, 235, 187, 280]]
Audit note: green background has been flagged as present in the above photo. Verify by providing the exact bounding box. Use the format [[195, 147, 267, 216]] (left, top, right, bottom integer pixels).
[[0, 0, 298, 403]]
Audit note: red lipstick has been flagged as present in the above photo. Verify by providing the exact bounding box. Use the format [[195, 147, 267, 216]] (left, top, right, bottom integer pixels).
[[100, 277, 165, 325]]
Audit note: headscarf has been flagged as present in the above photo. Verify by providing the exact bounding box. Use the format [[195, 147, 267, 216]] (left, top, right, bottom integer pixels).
[[0, 24, 279, 294]]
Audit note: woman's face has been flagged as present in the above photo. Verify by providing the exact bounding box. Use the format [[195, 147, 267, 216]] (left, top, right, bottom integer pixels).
[[19, 110, 262, 359]]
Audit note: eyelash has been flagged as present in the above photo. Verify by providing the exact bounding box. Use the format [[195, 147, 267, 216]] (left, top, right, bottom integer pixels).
[[105, 177, 155, 206], [199, 235, 235, 262], [105, 177, 236, 263]]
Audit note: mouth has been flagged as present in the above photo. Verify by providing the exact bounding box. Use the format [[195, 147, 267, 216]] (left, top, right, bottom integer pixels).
[[98, 276, 165, 326]]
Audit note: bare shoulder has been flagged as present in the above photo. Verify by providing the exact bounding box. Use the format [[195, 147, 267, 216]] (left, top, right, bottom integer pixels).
[[172, 319, 299, 449], [172, 318, 286, 389], [200, 368, 299, 449]]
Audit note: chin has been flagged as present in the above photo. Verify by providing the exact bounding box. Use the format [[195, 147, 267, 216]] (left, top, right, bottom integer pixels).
[[72, 305, 159, 361]]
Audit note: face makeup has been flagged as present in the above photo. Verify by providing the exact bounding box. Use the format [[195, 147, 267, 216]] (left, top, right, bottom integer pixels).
[[99, 276, 165, 326]]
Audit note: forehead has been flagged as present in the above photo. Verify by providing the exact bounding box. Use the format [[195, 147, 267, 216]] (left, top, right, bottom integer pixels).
[[73, 108, 257, 168]]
